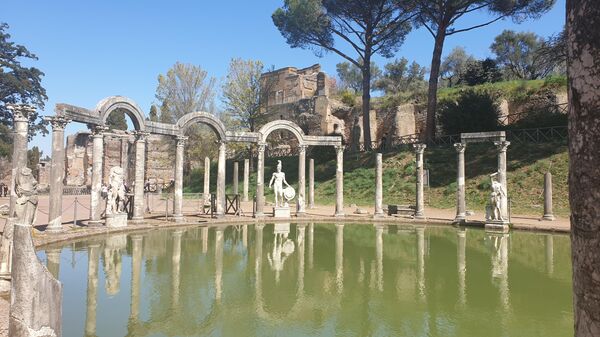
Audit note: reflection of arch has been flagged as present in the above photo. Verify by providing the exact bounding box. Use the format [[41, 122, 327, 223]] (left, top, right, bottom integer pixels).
[[96, 96, 146, 131], [176, 112, 227, 140], [258, 120, 306, 145]]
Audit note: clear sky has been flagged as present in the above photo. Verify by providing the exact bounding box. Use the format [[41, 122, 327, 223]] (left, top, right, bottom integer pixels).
[[3, 0, 565, 155]]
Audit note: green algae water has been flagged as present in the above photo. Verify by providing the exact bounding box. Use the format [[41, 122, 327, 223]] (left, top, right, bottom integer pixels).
[[39, 224, 573, 337]]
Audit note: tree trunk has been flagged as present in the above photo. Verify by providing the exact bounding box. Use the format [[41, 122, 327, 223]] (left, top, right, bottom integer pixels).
[[567, 0, 600, 335], [362, 56, 372, 151], [425, 30, 446, 141]]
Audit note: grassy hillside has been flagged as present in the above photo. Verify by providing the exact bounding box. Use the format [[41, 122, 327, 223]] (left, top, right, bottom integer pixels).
[[184, 141, 569, 217]]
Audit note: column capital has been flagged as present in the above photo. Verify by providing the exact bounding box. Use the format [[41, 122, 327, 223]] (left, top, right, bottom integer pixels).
[[494, 140, 511, 152], [133, 130, 150, 142], [91, 125, 109, 137], [334, 145, 344, 152], [7, 104, 36, 122], [413, 143, 427, 154], [454, 143, 466, 153], [45, 116, 70, 130], [175, 135, 188, 146], [257, 142, 267, 151]]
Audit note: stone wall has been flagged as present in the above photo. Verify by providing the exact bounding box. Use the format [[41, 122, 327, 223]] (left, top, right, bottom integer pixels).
[[0, 157, 10, 186]]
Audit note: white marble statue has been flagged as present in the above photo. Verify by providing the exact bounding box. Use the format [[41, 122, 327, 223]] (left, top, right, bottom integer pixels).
[[486, 172, 507, 222], [106, 166, 126, 215], [269, 160, 292, 207], [14, 167, 38, 226]]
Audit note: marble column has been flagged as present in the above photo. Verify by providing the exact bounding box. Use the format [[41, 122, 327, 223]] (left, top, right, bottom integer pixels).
[[335, 224, 344, 293], [255, 143, 266, 217], [203, 157, 210, 205], [47, 116, 70, 233], [7, 104, 33, 215], [454, 143, 467, 223], [414, 144, 427, 219], [215, 228, 224, 302], [243, 159, 249, 202], [233, 161, 239, 196], [171, 230, 183, 308], [46, 248, 62, 279], [308, 158, 315, 209], [216, 141, 226, 218], [132, 131, 149, 222], [297, 145, 307, 215], [89, 126, 108, 225], [543, 172, 555, 221], [334, 146, 345, 217], [374, 153, 384, 217], [416, 227, 426, 299], [130, 235, 143, 321], [173, 136, 187, 222], [457, 229, 467, 305], [85, 244, 100, 337], [375, 225, 384, 292]]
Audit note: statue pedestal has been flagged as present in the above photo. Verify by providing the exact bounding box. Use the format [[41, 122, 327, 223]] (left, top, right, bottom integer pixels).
[[273, 207, 291, 218], [106, 213, 128, 228], [485, 220, 510, 233]]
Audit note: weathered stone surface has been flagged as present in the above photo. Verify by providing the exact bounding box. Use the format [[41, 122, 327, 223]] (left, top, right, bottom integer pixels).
[[273, 206, 291, 218], [374, 153, 384, 217], [9, 224, 62, 337], [543, 172, 555, 221], [105, 213, 127, 228]]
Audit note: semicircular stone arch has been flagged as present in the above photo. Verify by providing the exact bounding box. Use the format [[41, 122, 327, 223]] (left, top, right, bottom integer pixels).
[[97, 96, 147, 131], [258, 120, 306, 145], [176, 112, 227, 140]]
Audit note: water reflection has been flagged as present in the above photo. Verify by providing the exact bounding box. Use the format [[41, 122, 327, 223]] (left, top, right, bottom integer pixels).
[[51, 224, 572, 337]]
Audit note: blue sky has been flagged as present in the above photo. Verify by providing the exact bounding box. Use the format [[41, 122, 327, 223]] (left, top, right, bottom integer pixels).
[[3, 0, 565, 155]]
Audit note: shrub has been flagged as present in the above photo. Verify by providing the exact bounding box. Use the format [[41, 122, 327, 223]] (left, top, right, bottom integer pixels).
[[438, 90, 501, 135]]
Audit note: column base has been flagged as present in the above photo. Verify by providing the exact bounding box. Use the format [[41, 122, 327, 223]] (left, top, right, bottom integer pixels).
[[130, 216, 145, 224], [485, 222, 510, 233], [542, 214, 555, 221], [296, 211, 306, 217], [172, 214, 185, 223], [373, 212, 385, 219], [453, 215, 467, 224], [45, 226, 64, 234], [254, 212, 265, 218], [414, 212, 426, 220], [334, 212, 345, 218], [215, 213, 225, 219]]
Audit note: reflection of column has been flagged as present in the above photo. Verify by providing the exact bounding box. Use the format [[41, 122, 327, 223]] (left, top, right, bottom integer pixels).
[[457, 229, 467, 305], [46, 248, 62, 279], [542, 172, 555, 221], [297, 145, 307, 215], [308, 158, 315, 209], [297, 224, 306, 295], [454, 143, 467, 222], [334, 146, 345, 217], [414, 144, 427, 219], [255, 224, 264, 305], [89, 126, 107, 225], [416, 227, 425, 299], [308, 223, 314, 269], [233, 161, 239, 196], [494, 141, 510, 220], [215, 228, 224, 302], [7, 104, 32, 214], [85, 244, 101, 337], [172, 230, 183, 308], [375, 225, 384, 292], [173, 136, 187, 222], [130, 235, 143, 321], [216, 142, 227, 218], [242, 224, 248, 249], [545, 235, 554, 275], [132, 131, 149, 221], [203, 157, 210, 205], [243, 159, 249, 202], [374, 153, 384, 217], [47, 116, 70, 232], [335, 224, 344, 293], [202, 226, 209, 254], [255, 144, 266, 217]]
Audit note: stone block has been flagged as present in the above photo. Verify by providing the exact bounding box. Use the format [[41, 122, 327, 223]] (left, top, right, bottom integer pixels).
[[273, 207, 291, 218], [485, 221, 510, 233], [106, 213, 128, 228]]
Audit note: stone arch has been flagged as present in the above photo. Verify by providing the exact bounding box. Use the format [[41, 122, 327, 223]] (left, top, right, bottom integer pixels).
[[97, 96, 147, 131], [258, 120, 306, 145], [176, 112, 227, 140]]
